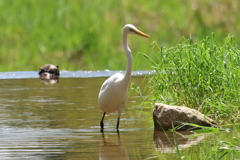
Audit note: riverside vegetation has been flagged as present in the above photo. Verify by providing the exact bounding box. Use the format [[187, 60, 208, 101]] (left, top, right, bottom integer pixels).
[[0, 0, 240, 71], [139, 34, 239, 160], [0, 0, 239, 159], [144, 34, 239, 123]]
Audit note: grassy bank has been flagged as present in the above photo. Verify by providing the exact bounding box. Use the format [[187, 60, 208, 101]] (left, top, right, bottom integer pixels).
[[140, 34, 240, 160], [144, 34, 239, 123], [0, 0, 240, 71]]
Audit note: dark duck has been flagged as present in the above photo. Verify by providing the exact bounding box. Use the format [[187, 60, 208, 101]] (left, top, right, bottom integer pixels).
[[38, 64, 60, 78]]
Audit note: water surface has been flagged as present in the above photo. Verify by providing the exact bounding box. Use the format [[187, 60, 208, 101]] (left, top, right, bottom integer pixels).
[[0, 71, 238, 159], [0, 71, 155, 159]]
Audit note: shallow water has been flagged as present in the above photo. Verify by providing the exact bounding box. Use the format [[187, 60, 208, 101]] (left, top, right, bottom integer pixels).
[[0, 71, 239, 159], [0, 71, 155, 159]]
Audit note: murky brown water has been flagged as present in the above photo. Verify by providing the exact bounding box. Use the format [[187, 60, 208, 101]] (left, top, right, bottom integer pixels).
[[0, 75, 154, 159], [0, 72, 239, 159]]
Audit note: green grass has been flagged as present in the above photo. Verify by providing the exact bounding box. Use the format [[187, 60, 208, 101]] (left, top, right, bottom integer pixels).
[[144, 126, 239, 160], [129, 33, 240, 159], [130, 32, 239, 160], [176, 125, 240, 160], [178, 130, 240, 160], [1, 1, 239, 159], [144, 34, 239, 124], [1, 0, 240, 71]]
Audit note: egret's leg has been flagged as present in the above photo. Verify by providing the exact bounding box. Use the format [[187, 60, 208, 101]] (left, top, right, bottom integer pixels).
[[116, 117, 120, 130], [100, 112, 106, 130], [117, 103, 125, 131]]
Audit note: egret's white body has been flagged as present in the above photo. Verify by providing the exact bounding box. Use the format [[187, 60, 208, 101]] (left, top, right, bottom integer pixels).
[[98, 73, 128, 115], [98, 24, 150, 131]]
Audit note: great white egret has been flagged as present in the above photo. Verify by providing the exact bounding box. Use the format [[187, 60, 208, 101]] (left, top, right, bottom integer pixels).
[[98, 24, 150, 131]]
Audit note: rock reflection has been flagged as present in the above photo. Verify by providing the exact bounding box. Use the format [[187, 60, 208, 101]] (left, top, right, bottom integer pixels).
[[39, 76, 59, 84], [153, 130, 207, 153], [99, 133, 129, 160]]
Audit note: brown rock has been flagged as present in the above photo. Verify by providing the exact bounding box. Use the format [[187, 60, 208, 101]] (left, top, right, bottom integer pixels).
[[153, 103, 217, 131]]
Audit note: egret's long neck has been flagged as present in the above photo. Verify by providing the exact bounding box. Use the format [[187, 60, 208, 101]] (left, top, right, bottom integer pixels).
[[122, 32, 132, 86]]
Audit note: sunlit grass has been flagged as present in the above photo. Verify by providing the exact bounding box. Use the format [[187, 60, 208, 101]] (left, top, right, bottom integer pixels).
[[0, 0, 152, 71], [1, 0, 240, 71], [143, 34, 239, 124], [148, 123, 240, 160], [137, 33, 240, 159]]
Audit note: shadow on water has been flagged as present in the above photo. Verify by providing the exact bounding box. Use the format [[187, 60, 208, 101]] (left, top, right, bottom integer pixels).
[[0, 71, 238, 159]]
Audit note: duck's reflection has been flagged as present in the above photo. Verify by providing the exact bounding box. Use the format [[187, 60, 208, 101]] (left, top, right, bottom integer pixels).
[[39, 76, 59, 84], [153, 130, 207, 153], [99, 133, 129, 160]]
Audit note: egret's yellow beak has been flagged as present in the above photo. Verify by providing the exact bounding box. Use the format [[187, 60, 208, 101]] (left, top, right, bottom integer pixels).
[[135, 29, 150, 38]]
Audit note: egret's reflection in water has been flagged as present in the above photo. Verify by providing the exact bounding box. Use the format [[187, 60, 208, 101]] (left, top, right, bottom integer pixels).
[[99, 133, 129, 160]]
